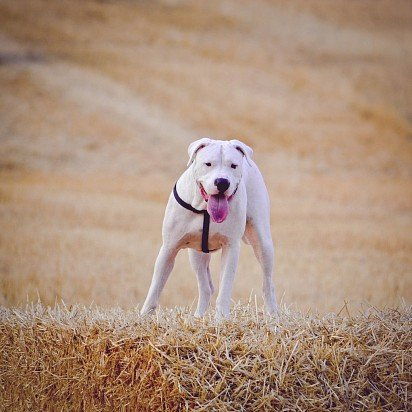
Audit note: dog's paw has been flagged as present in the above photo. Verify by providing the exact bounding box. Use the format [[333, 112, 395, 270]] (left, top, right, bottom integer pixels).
[[214, 309, 231, 323], [140, 305, 156, 317]]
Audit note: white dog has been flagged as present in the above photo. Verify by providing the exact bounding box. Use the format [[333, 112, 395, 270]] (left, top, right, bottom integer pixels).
[[141, 138, 277, 320]]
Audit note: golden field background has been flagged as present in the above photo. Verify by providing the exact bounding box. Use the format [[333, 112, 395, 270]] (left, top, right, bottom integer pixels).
[[0, 0, 411, 313]]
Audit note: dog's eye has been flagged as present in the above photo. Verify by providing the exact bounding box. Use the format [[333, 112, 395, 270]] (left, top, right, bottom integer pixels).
[[205, 162, 212, 167], [231, 164, 238, 169]]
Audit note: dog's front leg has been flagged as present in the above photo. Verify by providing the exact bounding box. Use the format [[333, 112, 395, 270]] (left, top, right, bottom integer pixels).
[[215, 241, 241, 321], [189, 249, 213, 317], [140, 245, 178, 315]]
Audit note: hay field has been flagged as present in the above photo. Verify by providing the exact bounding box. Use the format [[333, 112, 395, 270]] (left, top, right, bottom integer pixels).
[[1, 0, 412, 409]]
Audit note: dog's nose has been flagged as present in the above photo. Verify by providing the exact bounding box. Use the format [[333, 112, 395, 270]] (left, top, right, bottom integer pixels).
[[214, 178, 230, 193]]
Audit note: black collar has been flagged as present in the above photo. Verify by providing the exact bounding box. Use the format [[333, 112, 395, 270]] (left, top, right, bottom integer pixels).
[[173, 183, 211, 253]]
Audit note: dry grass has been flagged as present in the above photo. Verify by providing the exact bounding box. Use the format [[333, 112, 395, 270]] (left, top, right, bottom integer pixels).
[[1, 302, 411, 411]]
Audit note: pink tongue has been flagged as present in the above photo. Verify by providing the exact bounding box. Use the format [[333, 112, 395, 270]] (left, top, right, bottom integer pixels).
[[207, 194, 229, 223]]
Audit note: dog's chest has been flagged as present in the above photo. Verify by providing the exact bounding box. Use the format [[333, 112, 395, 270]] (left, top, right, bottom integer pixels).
[[178, 230, 229, 252]]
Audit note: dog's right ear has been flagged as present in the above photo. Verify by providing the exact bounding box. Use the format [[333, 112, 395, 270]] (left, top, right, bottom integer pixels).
[[229, 139, 253, 166], [187, 137, 212, 166]]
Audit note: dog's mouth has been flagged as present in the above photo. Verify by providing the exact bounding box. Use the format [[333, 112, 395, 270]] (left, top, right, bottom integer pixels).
[[199, 183, 237, 224], [199, 183, 209, 202]]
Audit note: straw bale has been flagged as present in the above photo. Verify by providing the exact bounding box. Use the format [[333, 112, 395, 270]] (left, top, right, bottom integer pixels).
[[0, 303, 411, 411]]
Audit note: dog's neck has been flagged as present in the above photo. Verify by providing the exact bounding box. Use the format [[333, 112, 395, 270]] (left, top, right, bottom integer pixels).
[[176, 165, 207, 211]]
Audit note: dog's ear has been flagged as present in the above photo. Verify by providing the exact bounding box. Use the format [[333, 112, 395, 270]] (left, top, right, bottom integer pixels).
[[230, 139, 253, 166], [187, 137, 212, 166]]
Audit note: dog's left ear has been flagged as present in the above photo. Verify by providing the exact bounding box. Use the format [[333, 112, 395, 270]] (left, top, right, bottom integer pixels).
[[187, 137, 212, 166], [230, 139, 253, 166]]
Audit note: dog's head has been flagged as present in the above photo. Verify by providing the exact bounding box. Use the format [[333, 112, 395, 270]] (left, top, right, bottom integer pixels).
[[187, 137, 253, 223]]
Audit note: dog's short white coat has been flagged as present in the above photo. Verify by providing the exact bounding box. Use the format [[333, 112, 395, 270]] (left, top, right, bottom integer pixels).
[[141, 138, 277, 320]]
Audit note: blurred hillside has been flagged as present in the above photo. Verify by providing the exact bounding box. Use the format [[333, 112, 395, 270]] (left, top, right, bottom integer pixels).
[[0, 0, 411, 312]]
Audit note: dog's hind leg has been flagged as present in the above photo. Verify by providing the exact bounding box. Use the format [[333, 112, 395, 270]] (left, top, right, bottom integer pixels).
[[189, 249, 213, 317], [245, 220, 278, 315]]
